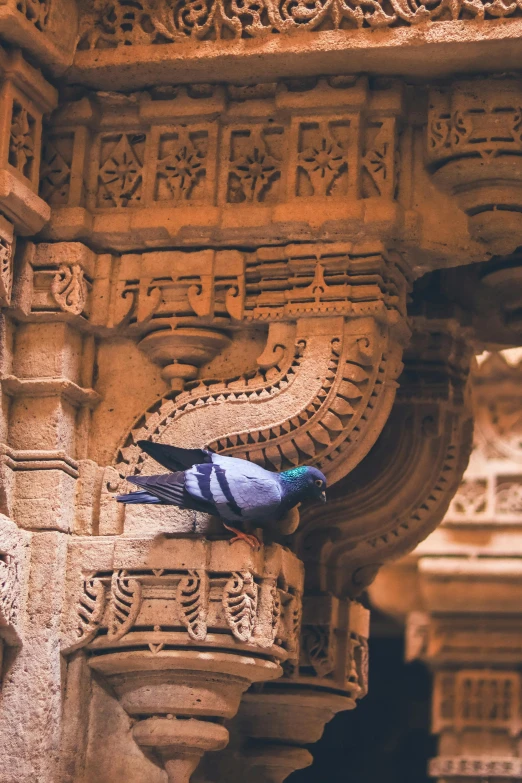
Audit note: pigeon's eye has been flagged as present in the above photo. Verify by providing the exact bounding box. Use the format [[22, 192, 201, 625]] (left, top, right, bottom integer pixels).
[[315, 479, 323, 487]]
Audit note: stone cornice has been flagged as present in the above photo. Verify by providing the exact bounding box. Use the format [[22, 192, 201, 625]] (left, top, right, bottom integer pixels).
[[69, 16, 522, 90]]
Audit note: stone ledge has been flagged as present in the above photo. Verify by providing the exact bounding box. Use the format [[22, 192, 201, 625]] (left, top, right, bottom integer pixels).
[[70, 19, 522, 90], [0, 168, 50, 235]]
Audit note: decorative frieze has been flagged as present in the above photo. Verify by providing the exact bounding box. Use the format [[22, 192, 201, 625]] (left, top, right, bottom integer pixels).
[[40, 79, 403, 250], [73, 560, 301, 656], [77, 0, 522, 50]]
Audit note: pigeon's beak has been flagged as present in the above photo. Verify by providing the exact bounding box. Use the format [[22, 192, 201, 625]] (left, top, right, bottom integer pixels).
[[320, 491, 327, 503]]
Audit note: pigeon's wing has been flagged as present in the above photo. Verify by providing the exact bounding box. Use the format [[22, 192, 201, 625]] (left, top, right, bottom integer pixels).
[[185, 463, 281, 522], [210, 453, 275, 480], [127, 472, 215, 514], [116, 489, 163, 504], [137, 440, 214, 472]]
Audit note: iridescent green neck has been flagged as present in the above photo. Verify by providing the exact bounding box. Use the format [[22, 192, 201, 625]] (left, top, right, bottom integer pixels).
[[279, 466, 308, 483]]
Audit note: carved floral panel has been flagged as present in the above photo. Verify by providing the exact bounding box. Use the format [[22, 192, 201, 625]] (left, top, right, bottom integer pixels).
[[41, 82, 402, 224], [226, 126, 285, 204], [293, 118, 355, 198], [153, 126, 214, 203]]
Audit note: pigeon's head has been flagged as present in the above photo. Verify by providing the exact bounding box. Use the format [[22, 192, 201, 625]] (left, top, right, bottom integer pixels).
[[280, 465, 327, 504]]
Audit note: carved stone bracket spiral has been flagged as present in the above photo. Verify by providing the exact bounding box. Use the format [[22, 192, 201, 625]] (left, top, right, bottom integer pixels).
[[296, 319, 474, 597], [115, 313, 406, 497]]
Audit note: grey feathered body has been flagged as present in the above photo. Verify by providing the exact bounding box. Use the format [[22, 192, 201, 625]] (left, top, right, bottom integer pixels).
[[117, 441, 327, 529]]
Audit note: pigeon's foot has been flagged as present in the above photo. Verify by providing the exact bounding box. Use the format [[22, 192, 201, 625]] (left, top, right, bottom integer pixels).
[[223, 524, 261, 550]]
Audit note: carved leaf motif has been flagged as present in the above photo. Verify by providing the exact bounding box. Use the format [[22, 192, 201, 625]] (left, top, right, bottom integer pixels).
[[0, 238, 13, 307], [0, 555, 18, 628], [177, 569, 209, 641], [302, 624, 335, 677], [51, 264, 88, 316], [223, 570, 258, 642], [107, 570, 142, 642], [253, 577, 281, 648], [286, 590, 302, 660], [77, 576, 107, 645]]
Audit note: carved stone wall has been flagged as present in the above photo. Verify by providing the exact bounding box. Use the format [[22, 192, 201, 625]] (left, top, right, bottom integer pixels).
[[1, 6, 522, 783]]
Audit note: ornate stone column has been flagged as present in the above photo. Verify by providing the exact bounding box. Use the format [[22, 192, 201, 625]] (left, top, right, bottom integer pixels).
[[64, 537, 304, 783], [426, 76, 522, 256], [371, 349, 522, 783]]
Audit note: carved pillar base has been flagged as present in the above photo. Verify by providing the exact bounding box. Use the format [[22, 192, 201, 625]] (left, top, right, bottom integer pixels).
[[133, 716, 229, 783], [66, 538, 304, 782], [138, 327, 231, 392], [197, 596, 369, 783], [239, 687, 353, 783]]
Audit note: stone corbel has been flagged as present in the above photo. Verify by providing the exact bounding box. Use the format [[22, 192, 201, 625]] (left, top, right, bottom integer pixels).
[[426, 76, 522, 255], [114, 245, 410, 495], [64, 536, 304, 783], [296, 317, 474, 598]]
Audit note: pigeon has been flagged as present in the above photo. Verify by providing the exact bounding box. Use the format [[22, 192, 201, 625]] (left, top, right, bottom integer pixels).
[[117, 440, 327, 548]]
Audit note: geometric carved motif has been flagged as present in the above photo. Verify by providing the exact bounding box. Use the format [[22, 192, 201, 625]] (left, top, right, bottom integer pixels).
[[80, 0, 522, 49], [97, 133, 146, 207], [39, 134, 74, 205], [42, 80, 402, 218], [296, 120, 351, 198], [227, 127, 283, 204], [433, 671, 521, 736], [155, 129, 208, 202]]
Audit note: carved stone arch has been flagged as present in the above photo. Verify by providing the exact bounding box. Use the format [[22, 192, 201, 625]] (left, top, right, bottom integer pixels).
[[296, 322, 475, 598], [114, 315, 405, 487]]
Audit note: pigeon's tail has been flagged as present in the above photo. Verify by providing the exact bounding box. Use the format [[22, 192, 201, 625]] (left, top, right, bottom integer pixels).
[[116, 490, 162, 504]]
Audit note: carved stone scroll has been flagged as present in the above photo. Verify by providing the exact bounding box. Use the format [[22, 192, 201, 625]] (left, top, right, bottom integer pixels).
[[106, 570, 142, 642], [223, 570, 258, 643], [51, 263, 88, 315], [177, 569, 209, 641], [116, 312, 405, 487]]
